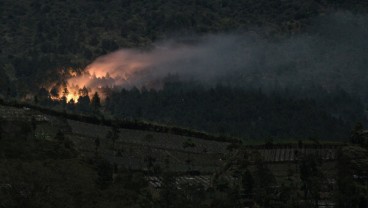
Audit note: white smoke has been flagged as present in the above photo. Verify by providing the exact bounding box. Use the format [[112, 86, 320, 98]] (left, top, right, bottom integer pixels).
[[74, 11, 368, 99]]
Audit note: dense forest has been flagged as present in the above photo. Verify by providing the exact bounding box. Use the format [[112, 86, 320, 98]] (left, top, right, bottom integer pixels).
[[1, 0, 368, 95], [30, 80, 365, 141], [1, 0, 368, 140], [104, 82, 365, 140]]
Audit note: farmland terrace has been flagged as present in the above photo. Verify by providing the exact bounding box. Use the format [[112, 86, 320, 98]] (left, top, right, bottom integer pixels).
[[0, 103, 349, 207], [0, 104, 343, 172]]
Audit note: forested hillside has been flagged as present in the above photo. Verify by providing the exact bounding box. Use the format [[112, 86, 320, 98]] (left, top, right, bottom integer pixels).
[[1, 0, 368, 141], [1, 0, 367, 94], [104, 82, 365, 140], [1, 1, 368, 206]]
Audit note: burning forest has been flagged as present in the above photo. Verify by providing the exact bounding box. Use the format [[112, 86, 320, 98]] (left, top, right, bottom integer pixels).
[[1, 0, 368, 207], [45, 11, 368, 106]]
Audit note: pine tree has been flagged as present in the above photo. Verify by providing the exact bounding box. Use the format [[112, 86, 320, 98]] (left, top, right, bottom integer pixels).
[[91, 92, 101, 112], [67, 98, 75, 111], [62, 87, 69, 97]]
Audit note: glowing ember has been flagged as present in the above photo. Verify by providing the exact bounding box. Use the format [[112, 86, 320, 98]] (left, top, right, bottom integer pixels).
[[48, 44, 199, 103], [49, 50, 152, 103]]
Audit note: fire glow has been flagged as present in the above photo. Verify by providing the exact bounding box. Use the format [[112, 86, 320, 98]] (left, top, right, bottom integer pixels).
[[49, 49, 156, 103], [49, 44, 198, 103]]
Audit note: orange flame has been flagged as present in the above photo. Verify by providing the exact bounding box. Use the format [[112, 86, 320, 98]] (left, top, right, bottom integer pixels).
[[48, 44, 196, 103], [49, 50, 151, 103]]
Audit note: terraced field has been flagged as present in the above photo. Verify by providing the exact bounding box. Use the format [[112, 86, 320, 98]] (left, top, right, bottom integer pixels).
[[0, 104, 342, 173], [0, 103, 345, 196], [248, 145, 339, 162], [0, 105, 34, 121], [67, 120, 229, 153], [146, 175, 212, 189], [67, 119, 229, 172]]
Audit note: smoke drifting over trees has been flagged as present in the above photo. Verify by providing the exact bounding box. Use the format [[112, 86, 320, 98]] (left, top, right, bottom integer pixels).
[[68, 12, 365, 140], [2, 9, 368, 140], [84, 12, 368, 100]]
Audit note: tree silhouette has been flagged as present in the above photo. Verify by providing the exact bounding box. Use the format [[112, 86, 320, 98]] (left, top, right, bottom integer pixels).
[[60, 96, 67, 109], [67, 98, 75, 111], [78, 86, 89, 97], [50, 86, 59, 98], [77, 89, 91, 113], [62, 87, 69, 97], [91, 92, 101, 112], [350, 122, 365, 145]]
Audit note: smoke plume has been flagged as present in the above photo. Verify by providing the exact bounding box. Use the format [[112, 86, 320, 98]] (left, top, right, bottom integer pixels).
[[64, 11, 368, 101]]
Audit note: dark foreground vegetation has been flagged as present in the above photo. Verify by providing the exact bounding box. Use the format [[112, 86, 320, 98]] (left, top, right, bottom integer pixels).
[[0, 106, 367, 207]]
